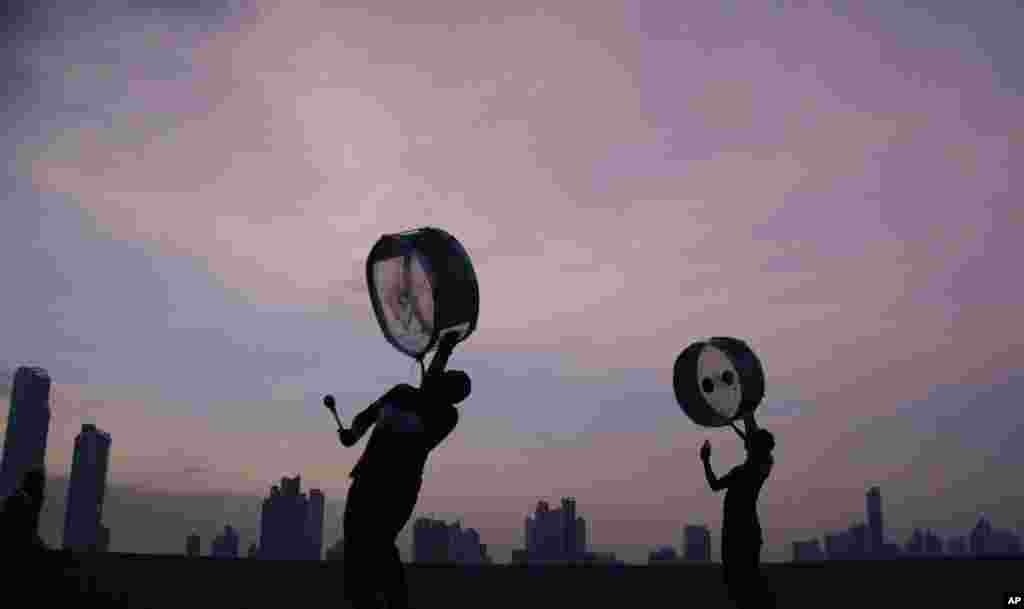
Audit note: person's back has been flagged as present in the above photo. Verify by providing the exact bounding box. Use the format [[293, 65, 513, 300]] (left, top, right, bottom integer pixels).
[[349, 382, 459, 482]]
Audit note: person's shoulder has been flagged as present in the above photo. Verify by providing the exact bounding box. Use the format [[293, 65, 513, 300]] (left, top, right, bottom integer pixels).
[[386, 383, 420, 403]]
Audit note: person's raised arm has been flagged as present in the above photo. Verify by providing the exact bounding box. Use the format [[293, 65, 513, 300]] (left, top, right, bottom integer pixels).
[[701, 441, 739, 492], [338, 398, 387, 447]]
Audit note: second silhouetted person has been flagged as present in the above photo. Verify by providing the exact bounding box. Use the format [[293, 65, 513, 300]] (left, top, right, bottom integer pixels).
[[701, 413, 777, 609]]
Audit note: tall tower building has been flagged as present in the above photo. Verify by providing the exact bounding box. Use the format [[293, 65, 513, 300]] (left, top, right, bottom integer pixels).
[[970, 515, 993, 556], [575, 516, 587, 556], [683, 525, 711, 561], [561, 497, 577, 559], [259, 475, 321, 560], [259, 484, 281, 558], [866, 486, 884, 556], [0, 366, 52, 499], [848, 522, 869, 559], [211, 525, 240, 558], [98, 525, 111, 553], [186, 532, 201, 557], [63, 423, 112, 551], [525, 515, 535, 555], [307, 489, 325, 560], [413, 517, 451, 563]]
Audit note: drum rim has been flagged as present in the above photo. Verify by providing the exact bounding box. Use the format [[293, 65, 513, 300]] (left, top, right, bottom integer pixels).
[[674, 337, 765, 427], [366, 227, 480, 360]]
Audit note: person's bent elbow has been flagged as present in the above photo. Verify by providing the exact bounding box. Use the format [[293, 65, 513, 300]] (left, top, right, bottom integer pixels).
[[339, 429, 357, 447]]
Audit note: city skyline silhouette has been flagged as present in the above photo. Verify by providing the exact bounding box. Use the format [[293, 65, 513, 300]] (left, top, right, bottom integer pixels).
[[3, 364, 1021, 567], [1, 1, 1022, 605]]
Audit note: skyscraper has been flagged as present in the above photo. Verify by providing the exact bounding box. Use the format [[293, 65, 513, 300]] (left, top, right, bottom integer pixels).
[[63, 423, 112, 552], [905, 528, 925, 555], [866, 486, 884, 556], [186, 532, 201, 557], [523, 498, 587, 562], [648, 546, 678, 563], [0, 367, 51, 500], [825, 531, 852, 559], [970, 515, 993, 556], [923, 530, 943, 555], [945, 536, 967, 556], [258, 475, 321, 560], [848, 522, 869, 559], [792, 539, 824, 562], [412, 517, 487, 564], [211, 525, 240, 558], [986, 528, 1021, 556], [683, 525, 711, 561], [98, 525, 111, 553], [413, 517, 450, 563], [575, 515, 587, 556], [561, 497, 578, 559], [306, 489, 325, 560]]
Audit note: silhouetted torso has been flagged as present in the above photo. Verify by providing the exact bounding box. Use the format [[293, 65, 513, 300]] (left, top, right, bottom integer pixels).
[[350, 385, 459, 482], [722, 456, 773, 545]]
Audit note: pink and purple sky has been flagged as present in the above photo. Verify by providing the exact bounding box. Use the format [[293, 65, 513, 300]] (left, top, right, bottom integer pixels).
[[2, 1, 1022, 562]]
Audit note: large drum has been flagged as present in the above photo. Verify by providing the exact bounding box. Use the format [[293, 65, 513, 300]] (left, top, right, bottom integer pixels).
[[673, 337, 765, 427], [366, 227, 479, 360]]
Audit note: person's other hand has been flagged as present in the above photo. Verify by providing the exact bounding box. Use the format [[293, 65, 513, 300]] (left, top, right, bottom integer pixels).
[[700, 440, 711, 462]]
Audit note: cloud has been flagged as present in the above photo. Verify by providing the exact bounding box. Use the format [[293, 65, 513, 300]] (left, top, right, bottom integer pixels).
[[22, 3, 1020, 406], [6, 0, 1024, 563]]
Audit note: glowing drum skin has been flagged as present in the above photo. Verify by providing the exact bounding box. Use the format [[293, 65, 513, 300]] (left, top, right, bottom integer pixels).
[[673, 337, 765, 427], [366, 227, 479, 360]]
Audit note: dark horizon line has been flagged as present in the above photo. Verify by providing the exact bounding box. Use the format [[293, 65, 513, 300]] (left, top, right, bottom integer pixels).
[[48, 548, 1024, 564]]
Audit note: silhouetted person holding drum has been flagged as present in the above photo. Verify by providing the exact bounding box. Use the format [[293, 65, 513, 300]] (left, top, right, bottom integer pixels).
[[336, 332, 470, 609], [701, 413, 776, 609]]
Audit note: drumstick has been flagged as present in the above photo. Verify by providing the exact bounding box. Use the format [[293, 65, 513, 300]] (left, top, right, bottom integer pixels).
[[323, 395, 343, 429]]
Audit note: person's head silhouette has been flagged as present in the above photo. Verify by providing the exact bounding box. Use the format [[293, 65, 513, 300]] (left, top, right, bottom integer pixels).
[[439, 369, 471, 405]]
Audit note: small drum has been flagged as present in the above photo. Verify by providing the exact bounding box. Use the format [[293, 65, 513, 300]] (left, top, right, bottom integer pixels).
[[673, 337, 765, 427], [366, 227, 479, 360]]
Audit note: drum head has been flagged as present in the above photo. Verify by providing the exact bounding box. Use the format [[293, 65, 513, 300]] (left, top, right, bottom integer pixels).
[[370, 250, 436, 357], [673, 337, 765, 428], [367, 227, 479, 360], [696, 343, 742, 421]]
